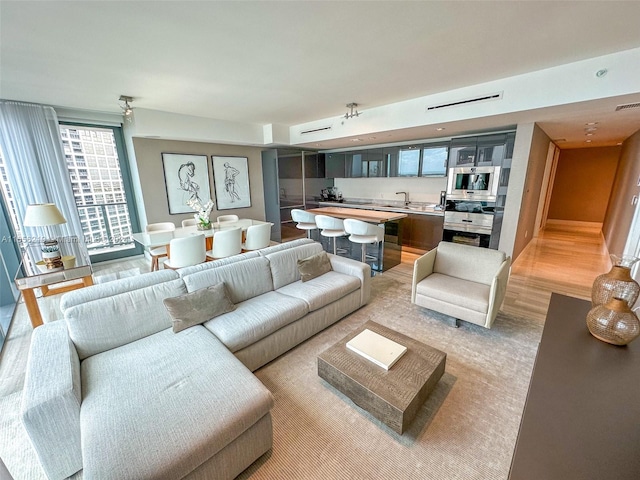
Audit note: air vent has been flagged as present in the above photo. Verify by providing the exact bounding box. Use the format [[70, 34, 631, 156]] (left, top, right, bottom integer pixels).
[[300, 125, 332, 135], [427, 92, 503, 112], [615, 102, 640, 111]]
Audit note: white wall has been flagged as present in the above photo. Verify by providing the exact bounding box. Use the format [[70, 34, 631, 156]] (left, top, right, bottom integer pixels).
[[291, 48, 640, 146], [334, 176, 447, 204]]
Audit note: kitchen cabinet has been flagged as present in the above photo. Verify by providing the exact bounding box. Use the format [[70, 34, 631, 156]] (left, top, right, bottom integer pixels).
[[262, 148, 331, 242], [448, 134, 508, 169], [401, 214, 444, 251], [304, 153, 325, 178], [345, 151, 364, 177], [448, 137, 478, 167], [325, 152, 346, 178]]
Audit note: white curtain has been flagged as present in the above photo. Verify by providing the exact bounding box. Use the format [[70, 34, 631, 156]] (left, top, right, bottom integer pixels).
[[0, 100, 87, 257]]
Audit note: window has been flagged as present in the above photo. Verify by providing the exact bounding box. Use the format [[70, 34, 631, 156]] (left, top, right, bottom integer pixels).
[[59, 124, 141, 260]]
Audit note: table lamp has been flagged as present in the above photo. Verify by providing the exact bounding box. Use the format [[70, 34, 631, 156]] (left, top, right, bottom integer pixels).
[[23, 203, 67, 270]]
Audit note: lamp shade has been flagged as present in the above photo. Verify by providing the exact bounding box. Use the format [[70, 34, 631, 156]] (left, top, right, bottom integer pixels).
[[23, 203, 67, 227]]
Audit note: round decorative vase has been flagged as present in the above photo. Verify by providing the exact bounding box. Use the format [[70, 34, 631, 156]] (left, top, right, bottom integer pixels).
[[591, 255, 639, 308], [586, 297, 640, 346]]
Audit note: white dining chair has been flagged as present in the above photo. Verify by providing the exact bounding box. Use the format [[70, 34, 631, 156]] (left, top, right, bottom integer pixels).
[[315, 215, 346, 255], [181, 218, 197, 227], [163, 234, 206, 269], [343, 218, 385, 263], [207, 227, 243, 260], [145, 222, 176, 271], [291, 209, 317, 239], [243, 222, 273, 251], [217, 214, 239, 223]]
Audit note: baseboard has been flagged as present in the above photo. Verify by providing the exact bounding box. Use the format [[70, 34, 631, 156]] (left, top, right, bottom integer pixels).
[[545, 219, 603, 229]]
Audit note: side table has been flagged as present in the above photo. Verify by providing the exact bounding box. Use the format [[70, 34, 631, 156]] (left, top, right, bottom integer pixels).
[[14, 242, 94, 328]]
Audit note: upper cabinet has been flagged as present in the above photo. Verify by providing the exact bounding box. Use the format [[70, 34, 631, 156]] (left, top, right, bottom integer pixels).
[[325, 152, 346, 178], [323, 131, 513, 178], [303, 152, 325, 178], [448, 134, 508, 168]]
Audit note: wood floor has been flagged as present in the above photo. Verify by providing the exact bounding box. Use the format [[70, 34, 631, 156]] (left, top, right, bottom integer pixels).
[[0, 222, 610, 397]]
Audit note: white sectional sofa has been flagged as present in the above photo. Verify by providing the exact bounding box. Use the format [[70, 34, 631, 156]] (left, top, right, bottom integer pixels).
[[21, 239, 371, 480]]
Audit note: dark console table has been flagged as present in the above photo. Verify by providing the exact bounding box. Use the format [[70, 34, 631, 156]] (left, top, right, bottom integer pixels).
[[509, 293, 640, 479]]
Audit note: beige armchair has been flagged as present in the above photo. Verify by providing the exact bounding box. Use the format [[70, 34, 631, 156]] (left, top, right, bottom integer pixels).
[[411, 241, 511, 329]]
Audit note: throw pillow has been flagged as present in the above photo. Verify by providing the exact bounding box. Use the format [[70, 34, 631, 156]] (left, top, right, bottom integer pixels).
[[297, 251, 332, 282], [163, 283, 235, 333]]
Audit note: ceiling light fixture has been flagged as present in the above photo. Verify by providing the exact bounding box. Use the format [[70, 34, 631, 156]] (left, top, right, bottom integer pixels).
[[344, 103, 361, 119], [119, 95, 134, 122], [436, 127, 445, 131]]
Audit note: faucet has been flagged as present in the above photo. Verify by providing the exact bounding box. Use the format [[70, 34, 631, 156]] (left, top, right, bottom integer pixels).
[[396, 191, 409, 206]]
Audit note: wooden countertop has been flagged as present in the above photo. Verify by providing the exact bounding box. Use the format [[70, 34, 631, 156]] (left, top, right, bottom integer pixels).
[[307, 207, 407, 223]]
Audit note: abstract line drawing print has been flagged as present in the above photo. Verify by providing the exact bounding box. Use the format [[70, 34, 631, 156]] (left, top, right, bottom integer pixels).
[[224, 162, 241, 203], [212, 156, 251, 210], [178, 161, 203, 204], [162, 153, 211, 214]]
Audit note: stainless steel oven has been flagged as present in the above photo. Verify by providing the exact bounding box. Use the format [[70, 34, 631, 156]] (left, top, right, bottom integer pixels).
[[443, 200, 495, 248]]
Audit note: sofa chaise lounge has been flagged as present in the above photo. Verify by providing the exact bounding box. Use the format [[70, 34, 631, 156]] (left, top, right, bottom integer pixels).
[[21, 239, 371, 479]]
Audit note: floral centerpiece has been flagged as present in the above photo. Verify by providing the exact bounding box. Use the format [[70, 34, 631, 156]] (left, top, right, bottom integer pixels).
[[187, 198, 214, 230]]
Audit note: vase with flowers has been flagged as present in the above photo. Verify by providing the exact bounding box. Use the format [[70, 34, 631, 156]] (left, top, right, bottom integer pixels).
[[187, 198, 214, 230]]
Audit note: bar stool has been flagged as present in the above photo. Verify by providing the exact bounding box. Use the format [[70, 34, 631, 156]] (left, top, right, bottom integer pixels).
[[343, 218, 384, 263], [291, 209, 318, 239], [145, 222, 176, 271], [315, 215, 346, 255]]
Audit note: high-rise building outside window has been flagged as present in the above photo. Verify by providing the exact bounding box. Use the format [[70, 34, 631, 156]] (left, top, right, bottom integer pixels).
[[59, 125, 135, 254]]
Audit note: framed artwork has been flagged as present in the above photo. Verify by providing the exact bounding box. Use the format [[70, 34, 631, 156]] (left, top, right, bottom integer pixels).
[[161, 153, 211, 214], [211, 155, 251, 210]]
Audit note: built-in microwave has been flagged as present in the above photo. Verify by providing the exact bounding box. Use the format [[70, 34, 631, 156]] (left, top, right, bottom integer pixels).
[[446, 166, 500, 201]]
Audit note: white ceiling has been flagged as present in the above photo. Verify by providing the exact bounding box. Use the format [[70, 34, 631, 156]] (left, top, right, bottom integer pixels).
[[2, 1, 640, 149]]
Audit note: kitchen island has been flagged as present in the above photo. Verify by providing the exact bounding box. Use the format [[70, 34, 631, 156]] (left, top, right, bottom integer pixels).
[[317, 201, 445, 253], [307, 206, 407, 272]]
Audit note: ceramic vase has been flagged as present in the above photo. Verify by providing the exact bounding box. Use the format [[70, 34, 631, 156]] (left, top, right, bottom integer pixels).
[[591, 255, 639, 308], [586, 297, 640, 346]]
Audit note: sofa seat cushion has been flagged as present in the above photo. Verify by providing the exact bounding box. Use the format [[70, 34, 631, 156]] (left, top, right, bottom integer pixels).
[[416, 273, 490, 314], [276, 271, 361, 312], [80, 326, 273, 480], [204, 291, 309, 353]]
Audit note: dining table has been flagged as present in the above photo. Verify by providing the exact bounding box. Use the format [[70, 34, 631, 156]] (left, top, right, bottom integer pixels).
[[132, 219, 271, 257]]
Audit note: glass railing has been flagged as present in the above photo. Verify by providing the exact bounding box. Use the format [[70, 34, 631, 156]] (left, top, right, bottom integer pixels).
[[77, 202, 135, 252]]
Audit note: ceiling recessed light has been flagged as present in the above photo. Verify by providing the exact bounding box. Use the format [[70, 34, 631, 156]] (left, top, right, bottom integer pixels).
[[596, 69, 608, 78], [436, 127, 445, 131], [585, 122, 599, 126], [350, 138, 363, 142], [586, 133, 594, 136], [586, 139, 592, 143], [368, 136, 377, 140]]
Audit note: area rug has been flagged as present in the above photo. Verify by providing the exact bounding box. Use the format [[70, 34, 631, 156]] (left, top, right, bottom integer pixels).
[[0, 275, 543, 479]]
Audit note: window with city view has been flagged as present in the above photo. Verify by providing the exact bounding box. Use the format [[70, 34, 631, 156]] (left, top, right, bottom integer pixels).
[[59, 125, 135, 253], [0, 125, 137, 258]]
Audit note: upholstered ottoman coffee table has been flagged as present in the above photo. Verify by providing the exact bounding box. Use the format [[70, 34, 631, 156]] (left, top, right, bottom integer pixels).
[[318, 321, 446, 434]]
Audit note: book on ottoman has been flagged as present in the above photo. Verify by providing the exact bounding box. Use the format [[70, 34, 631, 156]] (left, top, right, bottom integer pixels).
[[346, 328, 407, 370]]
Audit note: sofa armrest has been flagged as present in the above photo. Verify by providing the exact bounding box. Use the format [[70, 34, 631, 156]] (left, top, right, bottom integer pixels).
[[412, 248, 437, 304], [485, 257, 512, 328], [21, 321, 83, 480], [328, 254, 371, 306]]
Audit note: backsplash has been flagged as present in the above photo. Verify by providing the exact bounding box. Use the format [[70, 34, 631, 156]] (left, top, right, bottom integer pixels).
[[334, 176, 447, 204]]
